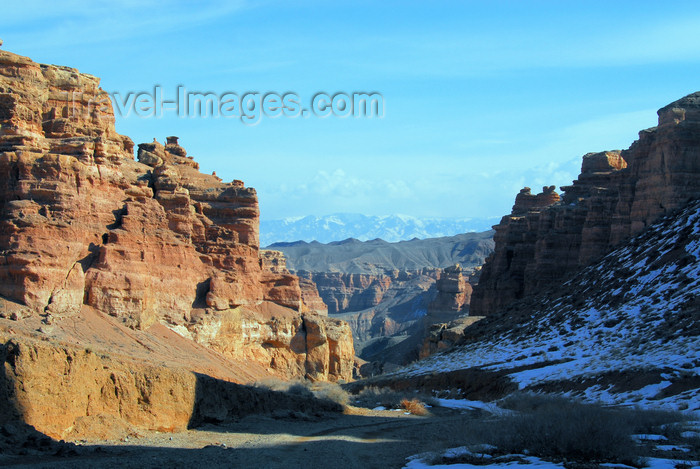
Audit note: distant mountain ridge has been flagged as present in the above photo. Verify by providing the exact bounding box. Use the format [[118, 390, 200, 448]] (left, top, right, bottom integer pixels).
[[268, 231, 495, 274], [260, 213, 497, 246]]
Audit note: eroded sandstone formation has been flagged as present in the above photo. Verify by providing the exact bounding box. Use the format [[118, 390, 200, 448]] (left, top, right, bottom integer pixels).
[[305, 271, 394, 314], [0, 49, 353, 387], [0, 336, 342, 440], [419, 316, 483, 359], [416, 265, 480, 359], [261, 250, 327, 315], [426, 264, 471, 320], [471, 93, 700, 315]]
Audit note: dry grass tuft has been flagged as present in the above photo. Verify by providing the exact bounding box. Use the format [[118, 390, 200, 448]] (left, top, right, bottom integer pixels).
[[400, 398, 430, 416], [309, 381, 351, 406]]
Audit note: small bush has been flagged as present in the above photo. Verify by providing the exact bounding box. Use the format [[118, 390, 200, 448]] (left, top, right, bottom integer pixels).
[[253, 378, 290, 392], [353, 386, 437, 411], [309, 382, 350, 406], [401, 398, 430, 416], [493, 396, 647, 464], [492, 393, 695, 465], [499, 392, 572, 413], [354, 386, 406, 409], [286, 382, 314, 399], [622, 408, 686, 435], [254, 378, 350, 406]]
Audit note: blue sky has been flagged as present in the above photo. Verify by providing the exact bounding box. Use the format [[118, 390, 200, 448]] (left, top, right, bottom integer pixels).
[[3, 1, 700, 221]]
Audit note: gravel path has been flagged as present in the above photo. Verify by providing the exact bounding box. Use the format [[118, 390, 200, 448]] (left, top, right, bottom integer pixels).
[[1, 407, 484, 469]]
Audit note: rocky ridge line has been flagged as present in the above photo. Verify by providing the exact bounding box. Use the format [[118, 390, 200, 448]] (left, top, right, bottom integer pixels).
[[471, 93, 700, 316], [0, 47, 354, 400]]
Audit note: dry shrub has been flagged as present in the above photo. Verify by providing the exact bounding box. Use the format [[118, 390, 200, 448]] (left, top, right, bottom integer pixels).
[[310, 381, 350, 406], [400, 398, 430, 416], [494, 395, 641, 465], [353, 386, 438, 410], [254, 379, 350, 406], [253, 378, 290, 392], [286, 382, 315, 399], [354, 386, 405, 408]]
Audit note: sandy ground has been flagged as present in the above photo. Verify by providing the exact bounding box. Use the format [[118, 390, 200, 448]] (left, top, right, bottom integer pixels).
[[0, 406, 483, 469]]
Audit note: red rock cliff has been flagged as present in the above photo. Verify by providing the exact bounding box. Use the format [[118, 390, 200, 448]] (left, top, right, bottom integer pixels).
[[426, 264, 472, 319], [471, 93, 700, 315], [0, 50, 352, 382], [305, 271, 393, 314]]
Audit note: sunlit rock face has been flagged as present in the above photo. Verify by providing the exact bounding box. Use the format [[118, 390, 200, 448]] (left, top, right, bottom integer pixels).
[[471, 92, 700, 316], [0, 49, 354, 382]]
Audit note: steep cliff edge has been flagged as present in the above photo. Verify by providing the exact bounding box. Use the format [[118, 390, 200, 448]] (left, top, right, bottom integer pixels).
[[471, 93, 700, 316], [392, 199, 700, 410], [303, 271, 395, 315], [0, 48, 353, 438], [419, 264, 483, 359]]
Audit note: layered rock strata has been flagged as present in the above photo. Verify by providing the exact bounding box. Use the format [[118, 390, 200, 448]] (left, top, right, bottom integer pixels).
[[0, 50, 353, 384], [471, 93, 700, 315], [426, 264, 472, 321], [305, 269, 441, 315], [261, 250, 327, 314], [416, 264, 477, 359]]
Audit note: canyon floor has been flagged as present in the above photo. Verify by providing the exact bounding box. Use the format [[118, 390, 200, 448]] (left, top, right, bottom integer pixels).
[[0, 406, 483, 468], [3, 400, 699, 469]]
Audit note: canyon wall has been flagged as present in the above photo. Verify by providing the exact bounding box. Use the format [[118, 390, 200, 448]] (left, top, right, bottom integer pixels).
[[426, 264, 471, 321], [418, 265, 482, 359], [0, 50, 353, 384], [0, 336, 342, 440], [305, 271, 395, 314], [471, 92, 700, 315], [261, 250, 327, 315]]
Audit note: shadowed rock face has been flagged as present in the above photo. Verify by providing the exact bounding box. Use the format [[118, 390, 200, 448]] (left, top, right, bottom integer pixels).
[[471, 92, 700, 316], [304, 272, 394, 314], [0, 50, 353, 384], [0, 337, 343, 441], [427, 264, 471, 318]]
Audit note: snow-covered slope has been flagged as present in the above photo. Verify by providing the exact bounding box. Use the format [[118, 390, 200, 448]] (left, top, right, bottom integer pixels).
[[260, 213, 497, 246], [394, 200, 700, 410]]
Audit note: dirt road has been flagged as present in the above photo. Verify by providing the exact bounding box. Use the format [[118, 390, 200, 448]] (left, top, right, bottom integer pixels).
[[2, 406, 484, 469]]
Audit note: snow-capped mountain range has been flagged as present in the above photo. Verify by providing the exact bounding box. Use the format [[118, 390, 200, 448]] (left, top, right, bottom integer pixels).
[[260, 213, 497, 246]]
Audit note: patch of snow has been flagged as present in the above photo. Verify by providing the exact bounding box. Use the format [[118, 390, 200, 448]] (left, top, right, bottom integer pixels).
[[434, 399, 510, 416], [643, 458, 699, 469], [655, 444, 691, 452], [631, 434, 668, 442], [403, 454, 566, 469]]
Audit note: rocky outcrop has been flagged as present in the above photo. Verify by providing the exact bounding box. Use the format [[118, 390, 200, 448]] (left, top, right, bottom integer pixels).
[[305, 271, 394, 314], [417, 264, 477, 359], [419, 316, 483, 359], [260, 249, 290, 274], [295, 271, 329, 315], [426, 264, 472, 321], [0, 336, 342, 440], [0, 50, 353, 382], [261, 251, 327, 315], [471, 93, 700, 316]]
